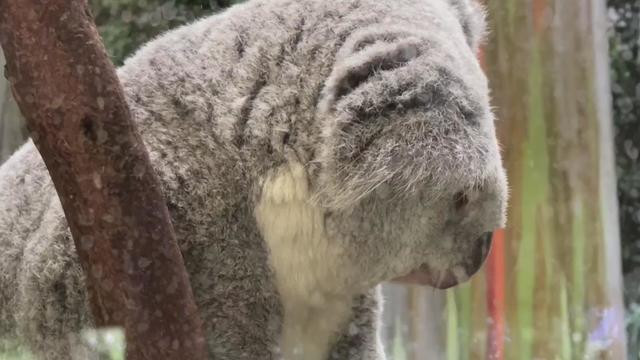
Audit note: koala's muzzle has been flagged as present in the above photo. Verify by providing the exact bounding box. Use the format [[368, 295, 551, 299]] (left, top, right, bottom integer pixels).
[[393, 232, 494, 289]]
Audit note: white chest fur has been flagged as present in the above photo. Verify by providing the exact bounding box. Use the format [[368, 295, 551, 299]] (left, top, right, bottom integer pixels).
[[255, 162, 354, 360]]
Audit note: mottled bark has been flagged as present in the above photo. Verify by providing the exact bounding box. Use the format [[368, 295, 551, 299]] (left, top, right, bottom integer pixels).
[[0, 1, 207, 359]]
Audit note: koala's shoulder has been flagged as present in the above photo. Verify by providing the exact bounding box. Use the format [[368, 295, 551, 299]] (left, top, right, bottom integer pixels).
[[0, 141, 68, 265]]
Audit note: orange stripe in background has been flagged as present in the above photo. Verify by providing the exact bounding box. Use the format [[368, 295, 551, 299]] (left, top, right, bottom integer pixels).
[[533, 0, 547, 33]]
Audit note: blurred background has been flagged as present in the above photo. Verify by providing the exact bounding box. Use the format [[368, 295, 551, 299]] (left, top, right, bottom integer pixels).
[[0, 0, 638, 359]]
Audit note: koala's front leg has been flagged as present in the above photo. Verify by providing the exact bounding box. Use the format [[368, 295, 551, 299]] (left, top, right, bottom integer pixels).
[[329, 288, 386, 360]]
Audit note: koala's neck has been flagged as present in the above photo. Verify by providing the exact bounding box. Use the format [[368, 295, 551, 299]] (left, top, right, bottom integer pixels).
[[255, 161, 355, 360]]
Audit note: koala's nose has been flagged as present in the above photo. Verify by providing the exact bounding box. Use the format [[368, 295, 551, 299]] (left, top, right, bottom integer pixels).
[[465, 232, 493, 277]]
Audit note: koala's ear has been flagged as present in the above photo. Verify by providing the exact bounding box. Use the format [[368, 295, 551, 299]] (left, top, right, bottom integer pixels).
[[446, 0, 488, 52], [318, 36, 422, 114]]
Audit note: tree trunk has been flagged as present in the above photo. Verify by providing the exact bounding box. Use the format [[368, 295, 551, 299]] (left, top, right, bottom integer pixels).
[[0, 1, 208, 359]]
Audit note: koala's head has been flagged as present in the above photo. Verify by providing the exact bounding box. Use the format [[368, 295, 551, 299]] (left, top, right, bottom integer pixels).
[[310, 0, 506, 290]]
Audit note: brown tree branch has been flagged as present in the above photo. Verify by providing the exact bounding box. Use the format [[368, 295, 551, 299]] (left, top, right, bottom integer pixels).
[[0, 1, 208, 359]]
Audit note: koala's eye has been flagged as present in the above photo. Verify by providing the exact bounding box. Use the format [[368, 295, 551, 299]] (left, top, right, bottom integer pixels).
[[454, 192, 469, 210]]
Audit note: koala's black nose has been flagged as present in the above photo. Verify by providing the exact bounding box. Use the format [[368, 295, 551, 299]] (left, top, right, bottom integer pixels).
[[481, 231, 493, 250], [465, 231, 493, 276]]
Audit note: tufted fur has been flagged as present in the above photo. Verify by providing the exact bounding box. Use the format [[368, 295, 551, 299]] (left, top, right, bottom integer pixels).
[[0, 0, 506, 359]]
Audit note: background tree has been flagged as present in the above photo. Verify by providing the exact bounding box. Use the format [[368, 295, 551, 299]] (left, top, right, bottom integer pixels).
[[608, 0, 640, 358], [0, 51, 26, 162], [390, 1, 626, 359]]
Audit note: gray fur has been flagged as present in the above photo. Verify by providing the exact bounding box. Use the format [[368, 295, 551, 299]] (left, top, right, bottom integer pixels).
[[0, 0, 506, 359]]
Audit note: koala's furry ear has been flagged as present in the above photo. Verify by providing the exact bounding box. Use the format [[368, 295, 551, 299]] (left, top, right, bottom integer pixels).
[[446, 0, 488, 52]]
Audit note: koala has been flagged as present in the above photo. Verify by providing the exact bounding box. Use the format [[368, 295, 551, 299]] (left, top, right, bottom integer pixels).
[[0, 0, 507, 359]]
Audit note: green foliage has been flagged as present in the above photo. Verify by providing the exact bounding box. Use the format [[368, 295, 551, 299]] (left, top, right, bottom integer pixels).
[[89, 0, 244, 65]]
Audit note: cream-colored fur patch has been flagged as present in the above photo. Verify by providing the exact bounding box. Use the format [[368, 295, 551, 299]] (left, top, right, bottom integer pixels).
[[255, 161, 353, 360]]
